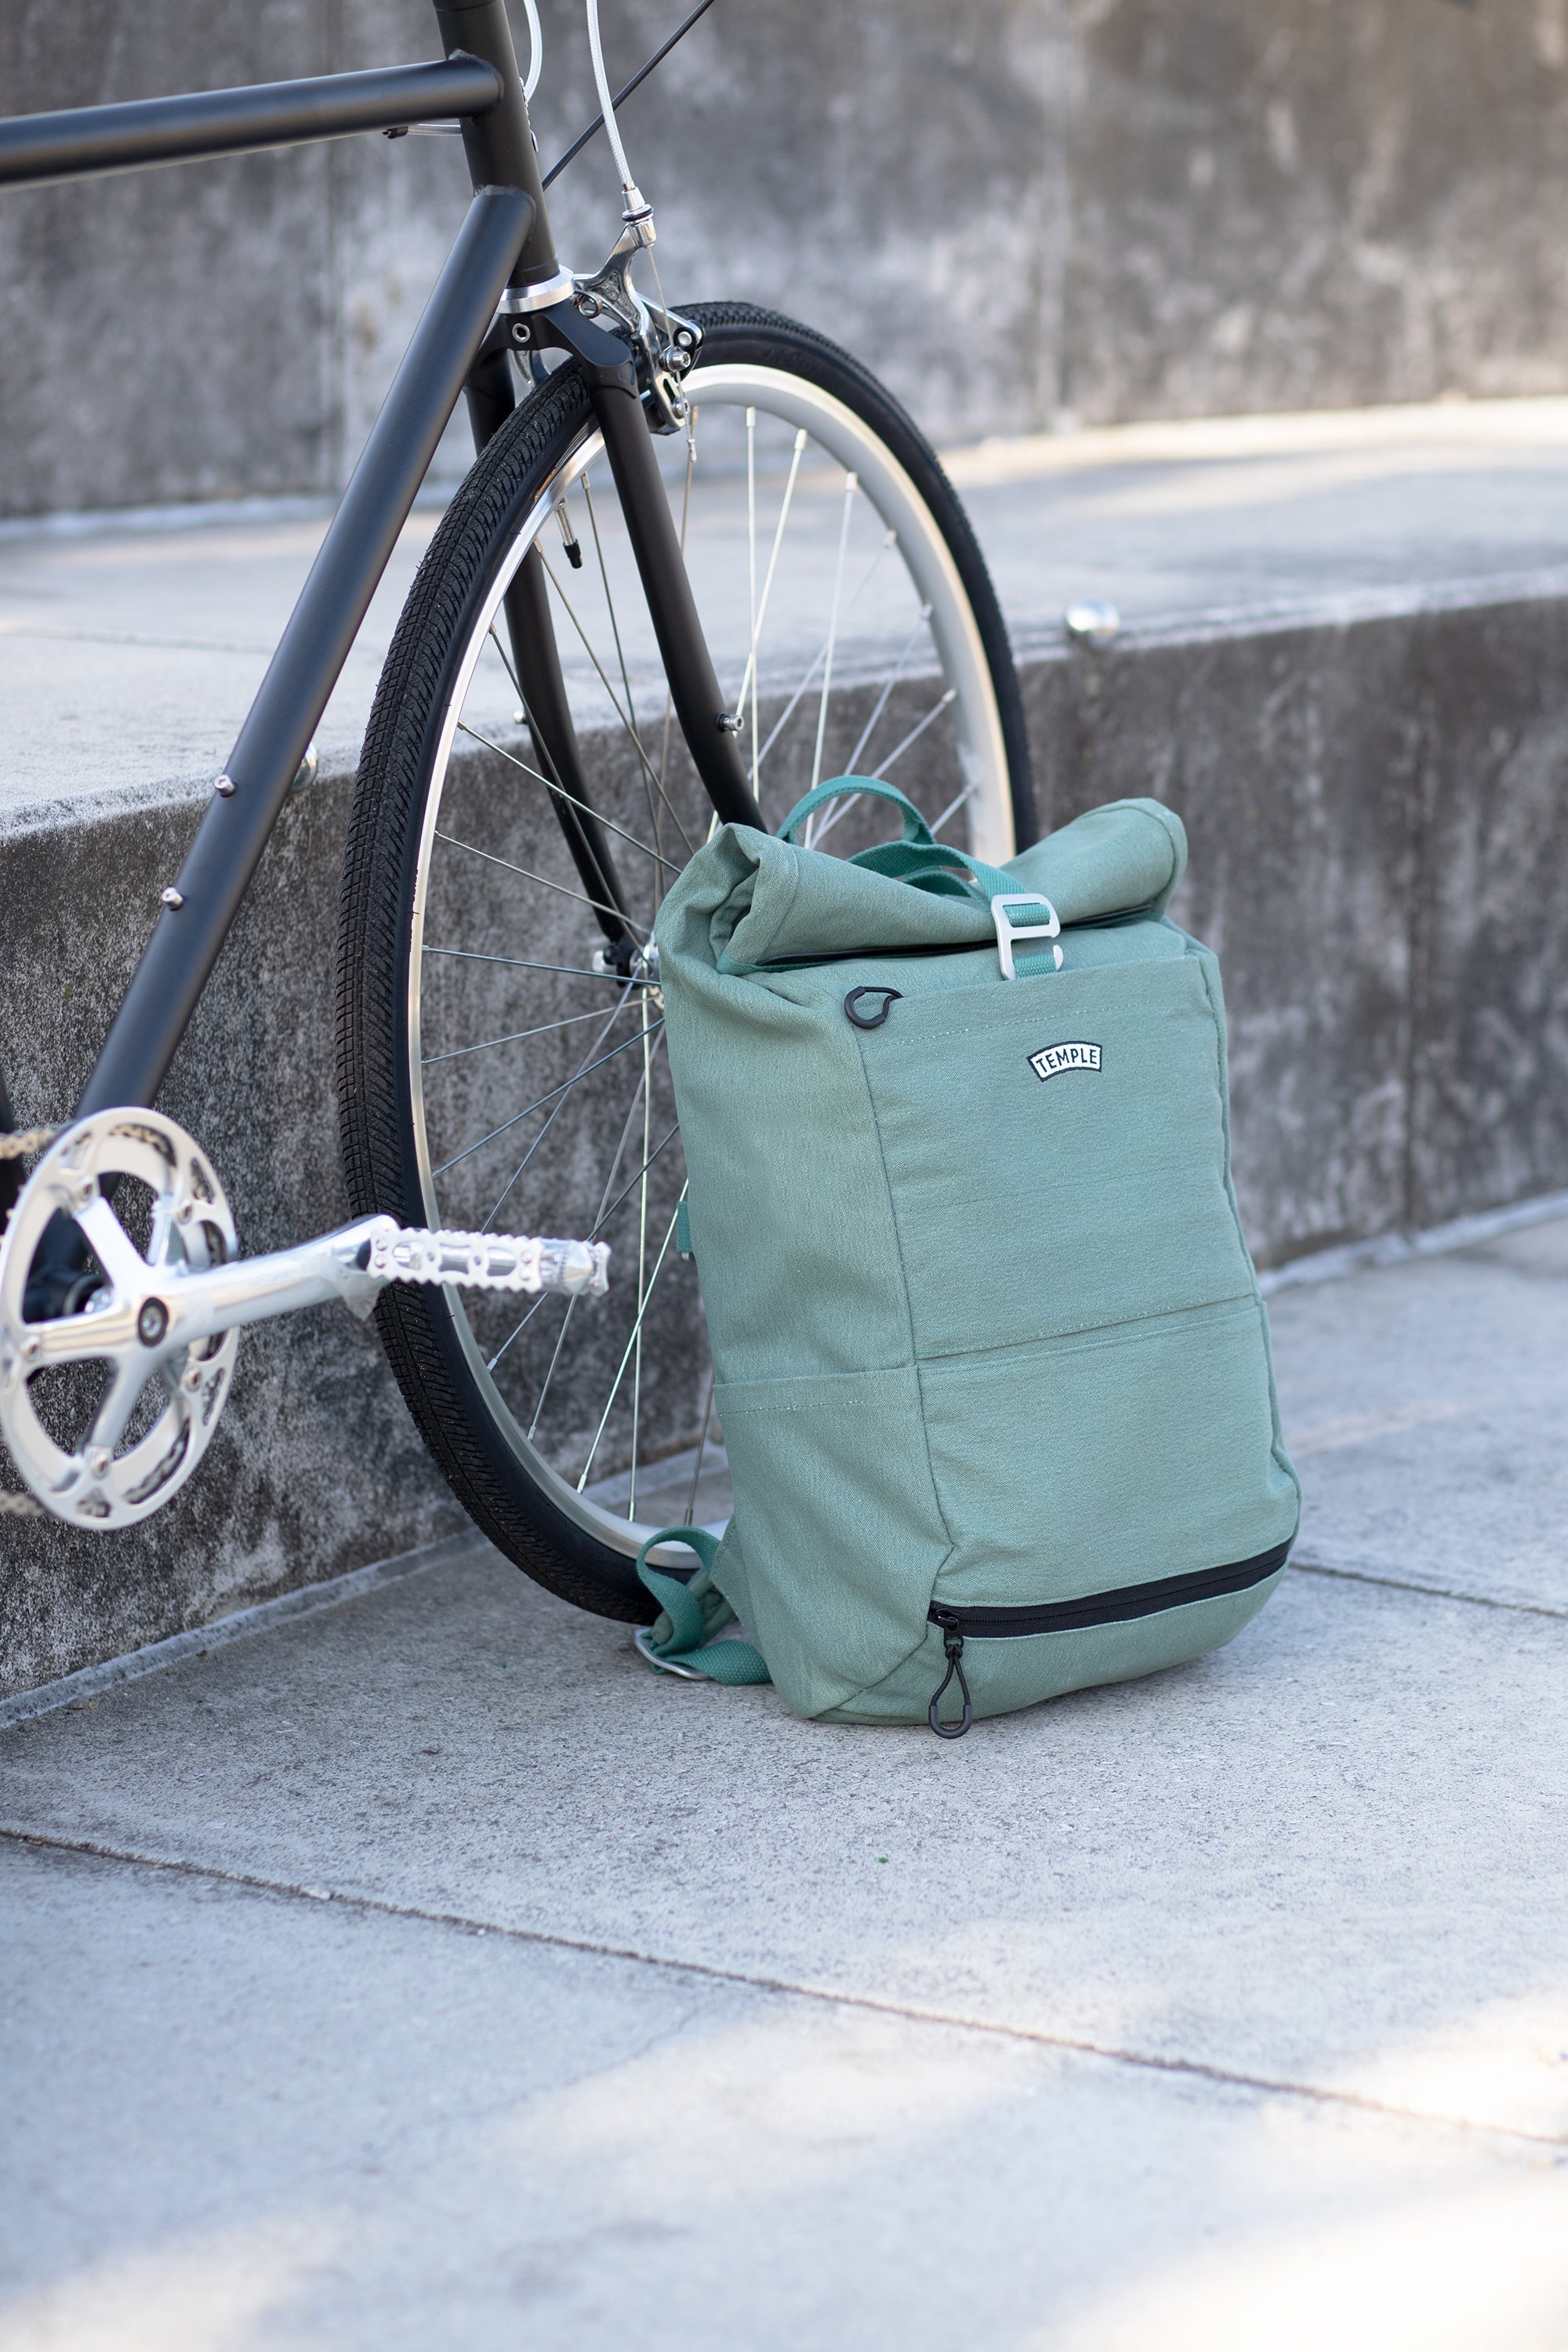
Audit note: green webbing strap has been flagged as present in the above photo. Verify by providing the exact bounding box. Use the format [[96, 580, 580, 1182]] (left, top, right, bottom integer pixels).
[[776, 778, 1063, 977], [777, 774, 931, 848], [634, 1526, 771, 1685]]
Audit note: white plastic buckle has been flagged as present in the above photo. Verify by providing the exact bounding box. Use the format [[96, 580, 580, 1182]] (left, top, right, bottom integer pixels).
[[990, 893, 1062, 980]]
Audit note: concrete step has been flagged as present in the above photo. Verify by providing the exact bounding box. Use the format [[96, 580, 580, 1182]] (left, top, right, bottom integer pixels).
[[5, 393, 1568, 1694]]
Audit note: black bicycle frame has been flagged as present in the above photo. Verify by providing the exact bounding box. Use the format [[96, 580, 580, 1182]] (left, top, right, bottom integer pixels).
[[0, 0, 760, 1136]]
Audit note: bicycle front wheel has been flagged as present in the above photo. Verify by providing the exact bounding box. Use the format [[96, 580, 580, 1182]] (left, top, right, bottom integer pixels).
[[338, 303, 1033, 1621]]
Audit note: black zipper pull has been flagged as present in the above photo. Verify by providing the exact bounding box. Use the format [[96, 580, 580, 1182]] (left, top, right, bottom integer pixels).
[[927, 1606, 974, 1740]]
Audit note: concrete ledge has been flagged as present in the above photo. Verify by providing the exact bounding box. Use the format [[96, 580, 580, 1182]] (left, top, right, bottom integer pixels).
[[0, 1530, 486, 1731], [1036, 581, 1568, 1247], [7, 579, 1568, 1696]]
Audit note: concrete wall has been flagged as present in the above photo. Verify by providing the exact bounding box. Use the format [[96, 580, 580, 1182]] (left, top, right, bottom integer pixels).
[[6, 1, 1568, 517], [6, 580, 1568, 1694]]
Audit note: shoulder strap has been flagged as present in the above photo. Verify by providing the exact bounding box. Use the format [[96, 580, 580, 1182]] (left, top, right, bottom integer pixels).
[[634, 1526, 771, 1685]]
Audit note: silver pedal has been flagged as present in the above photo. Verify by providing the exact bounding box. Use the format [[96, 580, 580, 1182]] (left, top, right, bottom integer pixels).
[[365, 1225, 608, 1298]]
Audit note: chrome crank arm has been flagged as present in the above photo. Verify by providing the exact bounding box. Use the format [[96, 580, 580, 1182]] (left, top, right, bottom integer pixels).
[[74, 1214, 611, 1357], [0, 1109, 608, 1530]]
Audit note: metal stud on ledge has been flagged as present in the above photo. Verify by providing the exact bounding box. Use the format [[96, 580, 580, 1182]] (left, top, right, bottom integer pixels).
[[1064, 599, 1121, 650]]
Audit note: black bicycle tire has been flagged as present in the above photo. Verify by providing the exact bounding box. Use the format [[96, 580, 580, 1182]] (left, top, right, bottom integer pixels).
[[337, 305, 1035, 1623]]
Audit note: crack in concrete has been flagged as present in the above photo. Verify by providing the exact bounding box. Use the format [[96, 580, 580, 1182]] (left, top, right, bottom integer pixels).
[[5, 1820, 1563, 2156], [1291, 1559, 1568, 1621]]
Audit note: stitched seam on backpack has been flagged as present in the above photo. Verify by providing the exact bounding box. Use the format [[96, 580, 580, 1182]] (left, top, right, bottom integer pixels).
[[824, 1621, 952, 1722], [712, 1381, 922, 1414], [913, 1288, 1260, 1370], [875, 952, 1203, 1040], [851, 1040, 964, 1552], [849, 1029, 960, 1628]]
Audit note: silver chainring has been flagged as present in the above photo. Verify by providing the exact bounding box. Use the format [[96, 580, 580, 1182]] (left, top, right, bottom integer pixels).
[[0, 1109, 240, 1526]]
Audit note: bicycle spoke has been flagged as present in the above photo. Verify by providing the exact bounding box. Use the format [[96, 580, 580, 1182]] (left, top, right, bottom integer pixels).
[[455, 717, 557, 797], [433, 828, 648, 935], [930, 779, 979, 840], [456, 719, 683, 876], [872, 685, 958, 780], [423, 946, 622, 982], [538, 553, 698, 858], [755, 530, 897, 776], [483, 1018, 672, 1242], [586, 1116, 678, 1242], [480, 996, 637, 1230], [499, 1073, 672, 1389], [842, 604, 932, 775], [423, 1006, 619, 1068], [461, 701, 664, 884], [808, 610, 944, 849], [507, 1036, 657, 1414], [575, 1195, 684, 1493], [732, 426, 807, 730], [433, 1019, 658, 1180], [807, 469, 858, 818], [482, 596, 655, 908], [486, 619, 524, 703], [510, 1043, 666, 1397]]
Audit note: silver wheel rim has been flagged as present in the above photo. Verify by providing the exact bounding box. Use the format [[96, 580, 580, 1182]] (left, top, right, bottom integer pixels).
[[405, 357, 1012, 1561]]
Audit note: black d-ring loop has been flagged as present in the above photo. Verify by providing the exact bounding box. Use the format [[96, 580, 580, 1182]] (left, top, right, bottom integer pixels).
[[844, 986, 903, 1029]]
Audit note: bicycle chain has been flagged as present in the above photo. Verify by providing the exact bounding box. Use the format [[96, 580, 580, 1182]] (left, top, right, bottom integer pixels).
[[0, 1127, 60, 1161]]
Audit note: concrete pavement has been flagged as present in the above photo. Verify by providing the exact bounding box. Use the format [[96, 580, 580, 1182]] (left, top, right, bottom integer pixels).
[[2, 1220, 1566, 2348]]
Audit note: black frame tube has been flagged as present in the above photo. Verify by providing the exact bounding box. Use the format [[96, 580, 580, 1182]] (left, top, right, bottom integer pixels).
[[77, 183, 535, 1117], [0, 59, 503, 191], [434, 0, 561, 289]]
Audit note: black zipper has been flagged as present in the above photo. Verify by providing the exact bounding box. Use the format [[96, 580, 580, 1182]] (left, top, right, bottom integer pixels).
[[925, 1539, 1291, 1739]]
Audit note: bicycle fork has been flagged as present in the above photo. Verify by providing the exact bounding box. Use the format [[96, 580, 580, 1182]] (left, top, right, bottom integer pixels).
[[463, 303, 764, 971]]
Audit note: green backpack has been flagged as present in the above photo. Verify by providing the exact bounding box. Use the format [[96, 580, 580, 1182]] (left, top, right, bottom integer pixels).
[[634, 779, 1300, 1737]]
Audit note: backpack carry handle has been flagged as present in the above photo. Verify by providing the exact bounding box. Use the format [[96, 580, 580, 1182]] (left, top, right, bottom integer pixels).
[[777, 775, 938, 848], [778, 777, 1062, 975], [779, 775, 1018, 902]]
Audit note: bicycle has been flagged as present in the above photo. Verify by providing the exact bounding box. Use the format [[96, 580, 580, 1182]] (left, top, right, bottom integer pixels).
[[0, 0, 1033, 1629]]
